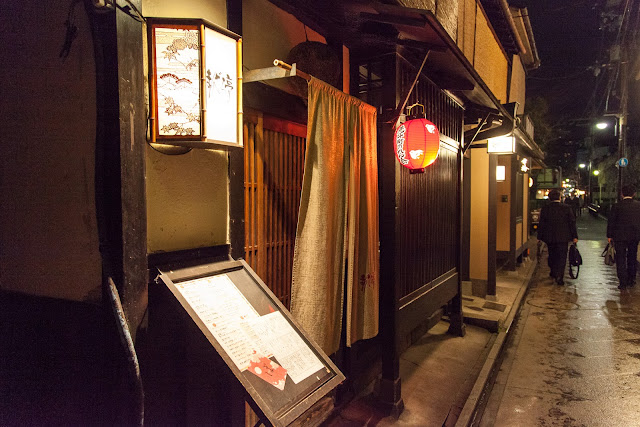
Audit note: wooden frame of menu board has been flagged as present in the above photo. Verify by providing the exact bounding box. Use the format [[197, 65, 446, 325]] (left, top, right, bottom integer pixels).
[[156, 259, 345, 427]]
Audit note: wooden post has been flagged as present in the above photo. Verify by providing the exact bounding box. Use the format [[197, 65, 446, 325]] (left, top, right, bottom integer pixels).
[[87, 0, 147, 337], [508, 153, 518, 271], [487, 155, 497, 296], [377, 51, 404, 418], [448, 128, 466, 337]]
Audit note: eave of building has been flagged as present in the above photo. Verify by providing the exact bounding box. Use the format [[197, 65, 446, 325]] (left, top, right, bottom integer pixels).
[[264, 0, 544, 159], [478, 0, 524, 56], [510, 7, 541, 70], [266, 1, 510, 111]]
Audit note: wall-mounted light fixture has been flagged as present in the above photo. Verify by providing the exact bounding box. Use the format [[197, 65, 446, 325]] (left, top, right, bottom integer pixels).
[[148, 18, 243, 150], [487, 135, 516, 154], [496, 165, 506, 181]]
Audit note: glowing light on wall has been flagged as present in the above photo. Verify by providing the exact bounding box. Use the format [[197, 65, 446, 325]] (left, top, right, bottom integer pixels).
[[394, 118, 440, 172], [487, 135, 515, 154], [496, 165, 506, 181]]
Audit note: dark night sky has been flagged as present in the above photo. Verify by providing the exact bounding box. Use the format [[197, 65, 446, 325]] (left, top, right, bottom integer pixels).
[[523, 0, 609, 122]]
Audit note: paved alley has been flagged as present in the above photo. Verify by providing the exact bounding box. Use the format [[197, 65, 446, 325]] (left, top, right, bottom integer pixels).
[[479, 213, 640, 426]]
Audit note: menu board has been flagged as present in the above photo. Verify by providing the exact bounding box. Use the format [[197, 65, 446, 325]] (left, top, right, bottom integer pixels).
[[157, 260, 344, 427]]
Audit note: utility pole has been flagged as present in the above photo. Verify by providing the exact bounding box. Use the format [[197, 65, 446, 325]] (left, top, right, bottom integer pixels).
[[617, 51, 628, 201]]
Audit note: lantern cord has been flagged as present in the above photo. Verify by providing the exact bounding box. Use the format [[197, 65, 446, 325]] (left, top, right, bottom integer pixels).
[[390, 50, 431, 129]]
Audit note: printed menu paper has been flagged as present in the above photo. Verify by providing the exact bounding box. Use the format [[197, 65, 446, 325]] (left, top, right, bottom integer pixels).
[[245, 312, 324, 384], [175, 274, 265, 371]]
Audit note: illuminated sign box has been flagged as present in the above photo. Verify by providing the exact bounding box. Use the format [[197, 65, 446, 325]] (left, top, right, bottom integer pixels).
[[487, 135, 516, 154], [148, 18, 243, 149]]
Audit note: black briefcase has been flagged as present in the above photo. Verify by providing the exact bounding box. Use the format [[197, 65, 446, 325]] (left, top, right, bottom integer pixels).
[[568, 243, 582, 279]]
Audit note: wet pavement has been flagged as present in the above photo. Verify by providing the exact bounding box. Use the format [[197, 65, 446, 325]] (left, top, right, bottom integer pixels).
[[479, 213, 640, 426]]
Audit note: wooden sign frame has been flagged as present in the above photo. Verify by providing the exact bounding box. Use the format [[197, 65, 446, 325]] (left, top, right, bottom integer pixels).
[[156, 259, 344, 427], [148, 18, 243, 150]]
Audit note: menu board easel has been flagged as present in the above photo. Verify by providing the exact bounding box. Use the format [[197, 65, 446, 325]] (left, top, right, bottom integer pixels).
[[156, 259, 345, 426]]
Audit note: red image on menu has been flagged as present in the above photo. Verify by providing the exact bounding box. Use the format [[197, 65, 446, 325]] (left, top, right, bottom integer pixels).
[[248, 355, 287, 391]]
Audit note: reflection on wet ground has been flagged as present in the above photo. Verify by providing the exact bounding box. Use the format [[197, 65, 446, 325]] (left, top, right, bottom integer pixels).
[[481, 214, 640, 427]]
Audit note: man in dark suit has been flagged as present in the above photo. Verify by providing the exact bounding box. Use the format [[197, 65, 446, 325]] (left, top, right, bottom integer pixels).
[[538, 189, 579, 285], [607, 185, 640, 289]]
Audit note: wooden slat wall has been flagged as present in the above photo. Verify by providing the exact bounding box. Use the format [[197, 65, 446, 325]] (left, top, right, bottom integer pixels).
[[396, 146, 459, 297], [399, 56, 463, 143], [243, 111, 306, 309], [396, 58, 464, 299]]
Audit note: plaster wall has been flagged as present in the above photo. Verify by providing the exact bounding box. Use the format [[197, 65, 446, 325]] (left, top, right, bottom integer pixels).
[[144, 0, 226, 22], [509, 55, 526, 110], [398, 0, 457, 40], [243, 0, 327, 95], [496, 155, 511, 252], [455, 0, 509, 103], [457, 0, 477, 61], [0, 0, 102, 302], [474, 10, 508, 103], [516, 222, 523, 249], [435, 0, 459, 40], [144, 0, 230, 253], [470, 149, 489, 280]]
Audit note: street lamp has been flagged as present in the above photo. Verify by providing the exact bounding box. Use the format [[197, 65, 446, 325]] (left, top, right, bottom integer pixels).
[[595, 122, 608, 130], [593, 170, 602, 204], [578, 162, 593, 204]]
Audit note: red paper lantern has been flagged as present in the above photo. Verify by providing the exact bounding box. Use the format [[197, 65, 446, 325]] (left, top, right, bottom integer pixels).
[[394, 118, 440, 171]]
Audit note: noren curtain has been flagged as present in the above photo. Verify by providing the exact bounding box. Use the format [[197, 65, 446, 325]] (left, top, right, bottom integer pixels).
[[291, 77, 379, 355]]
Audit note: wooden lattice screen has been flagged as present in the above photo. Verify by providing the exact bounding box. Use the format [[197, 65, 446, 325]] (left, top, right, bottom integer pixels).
[[243, 111, 307, 309]]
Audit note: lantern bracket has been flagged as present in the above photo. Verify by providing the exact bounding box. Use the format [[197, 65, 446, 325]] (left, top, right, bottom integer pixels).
[[405, 103, 426, 120]]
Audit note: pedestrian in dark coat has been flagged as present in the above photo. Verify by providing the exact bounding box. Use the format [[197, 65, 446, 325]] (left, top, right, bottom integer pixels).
[[607, 185, 640, 289], [538, 189, 579, 285]]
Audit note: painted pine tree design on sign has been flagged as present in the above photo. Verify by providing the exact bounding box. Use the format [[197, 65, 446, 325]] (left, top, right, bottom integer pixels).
[[155, 28, 201, 136]]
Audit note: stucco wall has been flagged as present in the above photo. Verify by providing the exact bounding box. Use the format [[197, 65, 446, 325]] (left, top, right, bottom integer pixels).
[[398, 0, 436, 13], [144, 0, 230, 253], [144, 0, 226, 22], [457, 0, 477, 61], [509, 54, 526, 110], [397, 0, 457, 40], [243, 0, 327, 95], [456, 0, 509, 103], [435, 0, 458, 40], [474, 10, 508, 103], [470, 149, 489, 280], [0, 1, 102, 302]]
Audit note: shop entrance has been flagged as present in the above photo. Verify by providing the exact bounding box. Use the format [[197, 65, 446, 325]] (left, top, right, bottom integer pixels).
[[243, 110, 307, 309]]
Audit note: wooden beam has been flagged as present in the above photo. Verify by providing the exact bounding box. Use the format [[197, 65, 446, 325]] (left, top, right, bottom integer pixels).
[[359, 11, 427, 27]]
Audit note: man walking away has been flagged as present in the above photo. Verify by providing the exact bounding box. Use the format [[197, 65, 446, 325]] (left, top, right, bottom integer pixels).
[[607, 185, 640, 289], [538, 189, 579, 285]]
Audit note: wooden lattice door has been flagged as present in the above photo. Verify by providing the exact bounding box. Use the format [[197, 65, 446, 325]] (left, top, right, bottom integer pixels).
[[243, 110, 306, 309]]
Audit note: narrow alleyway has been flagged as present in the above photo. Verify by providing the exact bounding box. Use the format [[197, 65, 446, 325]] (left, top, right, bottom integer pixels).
[[480, 213, 640, 426]]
